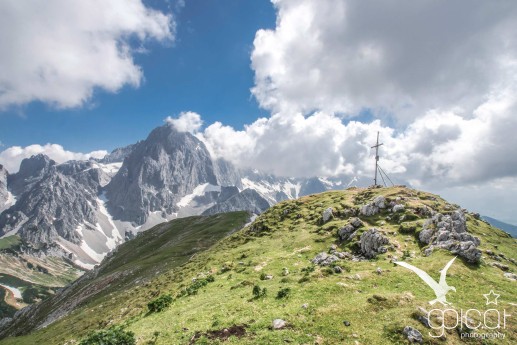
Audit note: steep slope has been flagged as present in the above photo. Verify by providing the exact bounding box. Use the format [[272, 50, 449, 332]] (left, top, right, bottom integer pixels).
[[0, 211, 250, 341], [0, 165, 14, 213], [1, 187, 515, 345]]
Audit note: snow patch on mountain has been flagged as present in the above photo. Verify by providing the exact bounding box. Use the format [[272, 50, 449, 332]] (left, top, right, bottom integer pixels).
[[0, 284, 22, 299], [0, 191, 15, 213], [177, 183, 221, 208], [241, 177, 300, 204]]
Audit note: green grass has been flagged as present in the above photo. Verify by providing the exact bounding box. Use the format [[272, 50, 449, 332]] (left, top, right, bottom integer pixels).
[[1, 187, 516, 345], [0, 211, 250, 343], [0, 236, 21, 251]]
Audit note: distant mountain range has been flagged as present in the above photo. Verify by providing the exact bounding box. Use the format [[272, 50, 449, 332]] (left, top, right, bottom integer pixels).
[[0, 123, 365, 270], [482, 216, 517, 237]]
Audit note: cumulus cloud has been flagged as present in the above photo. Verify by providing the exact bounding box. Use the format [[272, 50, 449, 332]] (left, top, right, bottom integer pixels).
[[0, 0, 174, 109], [166, 111, 203, 133], [251, 0, 517, 122], [0, 144, 107, 173], [201, 76, 517, 186]]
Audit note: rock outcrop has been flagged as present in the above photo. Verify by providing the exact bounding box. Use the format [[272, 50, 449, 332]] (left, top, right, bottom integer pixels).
[[360, 228, 390, 258], [403, 326, 423, 343], [360, 196, 386, 216], [338, 217, 363, 241], [419, 210, 481, 263], [312, 252, 340, 266]]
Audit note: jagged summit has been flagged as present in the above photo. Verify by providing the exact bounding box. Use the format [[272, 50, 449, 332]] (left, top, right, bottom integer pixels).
[[106, 124, 218, 224]]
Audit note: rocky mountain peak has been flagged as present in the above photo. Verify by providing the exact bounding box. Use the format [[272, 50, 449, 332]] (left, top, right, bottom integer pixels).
[[106, 124, 218, 225], [8, 154, 56, 196]]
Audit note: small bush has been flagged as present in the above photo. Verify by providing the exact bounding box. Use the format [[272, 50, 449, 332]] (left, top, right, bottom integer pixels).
[[301, 265, 315, 273], [298, 276, 310, 283], [177, 276, 215, 297], [276, 288, 291, 299], [252, 285, 267, 298], [260, 273, 267, 280], [79, 326, 135, 345], [147, 294, 173, 313]]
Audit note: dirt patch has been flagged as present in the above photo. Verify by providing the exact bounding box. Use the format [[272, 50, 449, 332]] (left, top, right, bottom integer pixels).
[[189, 324, 248, 344]]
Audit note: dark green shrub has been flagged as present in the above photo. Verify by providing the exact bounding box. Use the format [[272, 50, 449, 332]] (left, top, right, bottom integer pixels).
[[79, 326, 135, 345], [252, 285, 267, 298], [298, 276, 310, 283], [147, 294, 173, 313], [276, 287, 291, 299]]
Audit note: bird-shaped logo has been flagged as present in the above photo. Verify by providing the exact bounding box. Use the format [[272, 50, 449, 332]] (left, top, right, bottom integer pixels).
[[395, 257, 457, 305]]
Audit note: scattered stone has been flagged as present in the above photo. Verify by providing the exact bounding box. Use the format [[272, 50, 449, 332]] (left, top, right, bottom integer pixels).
[[338, 224, 357, 242], [392, 204, 405, 213], [492, 262, 509, 271], [343, 320, 351, 327], [350, 217, 363, 228], [264, 275, 274, 280], [504, 272, 517, 281], [351, 274, 361, 280], [334, 266, 343, 273], [322, 207, 334, 223], [301, 303, 309, 309], [272, 319, 287, 330], [376, 267, 383, 275], [330, 244, 337, 251], [282, 268, 289, 276], [403, 326, 423, 343], [419, 210, 481, 263], [360, 229, 390, 259], [312, 252, 340, 266], [360, 196, 386, 216]]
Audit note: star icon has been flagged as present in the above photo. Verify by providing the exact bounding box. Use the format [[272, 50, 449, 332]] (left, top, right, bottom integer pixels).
[[483, 290, 500, 305]]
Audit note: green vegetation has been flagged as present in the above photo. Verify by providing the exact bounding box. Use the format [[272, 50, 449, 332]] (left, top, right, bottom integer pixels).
[[252, 285, 267, 298], [147, 294, 173, 313], [78, 326, 135, 345], [0, 236, 21, 251], [0, 289, 17, 319], [1, 188, 516, 345], [276, 287, 291, 299]]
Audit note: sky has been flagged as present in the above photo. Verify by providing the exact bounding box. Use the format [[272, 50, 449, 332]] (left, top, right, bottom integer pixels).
[[1, 0, 517, 224]]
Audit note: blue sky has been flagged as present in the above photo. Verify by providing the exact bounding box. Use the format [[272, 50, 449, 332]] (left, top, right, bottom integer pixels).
[[0, 0, 275, 153]]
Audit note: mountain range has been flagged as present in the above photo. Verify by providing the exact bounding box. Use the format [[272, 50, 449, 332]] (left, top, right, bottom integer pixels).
[[0, 124, 361, 272]]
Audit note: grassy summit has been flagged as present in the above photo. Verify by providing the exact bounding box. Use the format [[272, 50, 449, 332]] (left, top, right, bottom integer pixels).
[[1, 187, 516, 344]]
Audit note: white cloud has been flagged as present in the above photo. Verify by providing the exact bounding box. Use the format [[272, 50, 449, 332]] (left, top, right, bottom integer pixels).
[[0, 0, 174, 109], [165, 111, 203, 133], [251, 0, 517, 122], [0, 144, 107, 173]]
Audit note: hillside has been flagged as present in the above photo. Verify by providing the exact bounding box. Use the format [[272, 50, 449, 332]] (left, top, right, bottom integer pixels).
[[1, 187, 516, 344], [482, 216, 517, 238]]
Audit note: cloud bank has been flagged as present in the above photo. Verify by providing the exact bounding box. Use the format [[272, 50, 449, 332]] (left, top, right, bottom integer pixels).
[[0, 0, 174, 109], [0, 144, 107, 173]]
